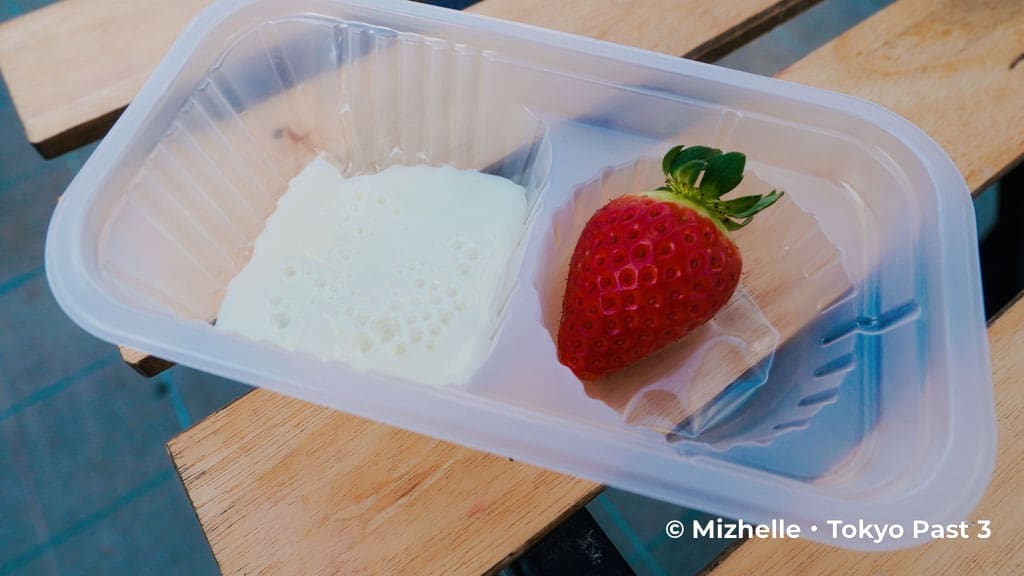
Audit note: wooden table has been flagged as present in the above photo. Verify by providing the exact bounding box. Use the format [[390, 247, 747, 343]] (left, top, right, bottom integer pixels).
[[2, 0, 1022, 574]]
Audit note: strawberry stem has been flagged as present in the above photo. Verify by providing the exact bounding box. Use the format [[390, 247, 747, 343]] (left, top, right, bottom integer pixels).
[[659, 145, 783, 231]]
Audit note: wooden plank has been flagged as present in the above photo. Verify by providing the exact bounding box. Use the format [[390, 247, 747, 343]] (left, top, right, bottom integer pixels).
[[469, 0, 820, 62], [707, 293, 1024, 576], [775, 0, 1024, 193], [119, 345, 174, 378], [0, 0, 214, 157], [0, 0, 821, 158], [167, 392, 602, 576]]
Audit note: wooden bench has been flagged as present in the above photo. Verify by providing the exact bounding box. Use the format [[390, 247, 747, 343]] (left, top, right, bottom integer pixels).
[[0, 0, 817, 158], [2, 0, 1022, 574]]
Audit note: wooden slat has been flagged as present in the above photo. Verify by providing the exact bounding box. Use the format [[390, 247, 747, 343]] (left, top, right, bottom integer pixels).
[[0, 0, 821, 158], [119, 346, 174, 378], [469, 0, 819, 62], [707, 294, 1024, 576], [775, 0, 1024, 193], [166, 0, 1024, 573], [168, 392, 602, 575], [0, 0, 213, 157]]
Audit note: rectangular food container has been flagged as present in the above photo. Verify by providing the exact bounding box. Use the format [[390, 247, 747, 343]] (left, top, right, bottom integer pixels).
[[45, 0, 995, 550]]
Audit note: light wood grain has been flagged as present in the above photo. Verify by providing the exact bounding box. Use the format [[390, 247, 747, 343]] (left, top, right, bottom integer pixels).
[[0, 0, 821, 157], [0, 0, 214, 156], [707, 294, 1024, 576], [777, 0, 1024, 193], [470, 0, 819, 62], [168, 391, 602, 576]]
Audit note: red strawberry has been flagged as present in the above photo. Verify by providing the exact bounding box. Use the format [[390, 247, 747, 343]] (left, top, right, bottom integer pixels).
[[557, 145, 782, 380]]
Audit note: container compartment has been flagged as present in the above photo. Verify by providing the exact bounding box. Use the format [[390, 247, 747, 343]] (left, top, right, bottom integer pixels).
[[95, 14, 552, 334], [532, 155, 858, 450]]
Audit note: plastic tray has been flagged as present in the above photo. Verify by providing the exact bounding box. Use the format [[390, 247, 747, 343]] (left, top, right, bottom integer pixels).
[[45, 0, 995, 550]]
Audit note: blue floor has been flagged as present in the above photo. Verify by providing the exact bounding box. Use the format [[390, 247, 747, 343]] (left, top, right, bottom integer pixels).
[[0, 0, 903, 575], [0, 4, 251, 570]]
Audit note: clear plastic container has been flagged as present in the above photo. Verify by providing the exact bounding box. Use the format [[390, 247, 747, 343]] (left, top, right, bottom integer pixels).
[[45, 0, 995, 550]]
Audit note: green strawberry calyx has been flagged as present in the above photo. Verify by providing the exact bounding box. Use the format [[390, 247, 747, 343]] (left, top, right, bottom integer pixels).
[[643, 145, 784, 232]]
